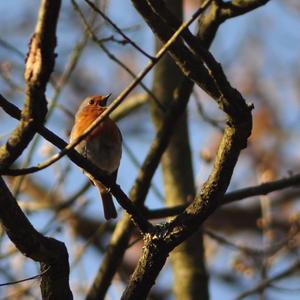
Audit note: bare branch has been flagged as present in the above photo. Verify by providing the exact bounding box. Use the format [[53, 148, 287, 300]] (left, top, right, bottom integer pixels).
[[122, 0, 253, 297], [0, 267, 50, 287], [84, 0, 154, 60], [203, 227, 299, 257], [111, 93, 148, 121], [224, 173, 300, 204], [145, 172, 300, 218], [0, 0, 61, 168], [0, 177, 72, 299], [87, 0, 271, 297], [219, 0, 271, 20], [235, 261, 300, 300], [12, 33, 90, 198]]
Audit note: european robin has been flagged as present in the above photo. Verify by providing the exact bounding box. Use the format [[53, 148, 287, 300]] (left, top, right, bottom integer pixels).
[[70, 95, 122, 220]]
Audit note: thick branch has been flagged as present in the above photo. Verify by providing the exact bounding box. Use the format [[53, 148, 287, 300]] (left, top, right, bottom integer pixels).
[[123, 117, 252, 298], [0, 177, 72, 299], [220, 0, 271, 20], [149, 2, 208, 299], [122, 1, 254, 298], [121, 234, 169, 300], [0, 0, 61, 168], [167, 121, 252, 241]]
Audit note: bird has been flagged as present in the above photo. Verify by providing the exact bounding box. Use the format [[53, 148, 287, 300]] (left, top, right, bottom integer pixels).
[[70, 95, 122, 220]]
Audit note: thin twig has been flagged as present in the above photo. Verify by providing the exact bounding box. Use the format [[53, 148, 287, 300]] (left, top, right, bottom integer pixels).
[[0, 37, 24, 59], [0, 267, 51, 287], [203, 227, 299, 257], [145, 172, 300, 218], [122, 141, 164, 202], [84, 0, 154, 59], [235, 260, 300, 300]]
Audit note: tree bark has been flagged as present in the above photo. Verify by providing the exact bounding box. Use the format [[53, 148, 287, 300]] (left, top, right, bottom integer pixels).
[[150, 1, 209, 299]]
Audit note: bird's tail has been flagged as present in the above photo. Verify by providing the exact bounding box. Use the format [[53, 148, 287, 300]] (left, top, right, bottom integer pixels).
[[95, 181, 117, 220]]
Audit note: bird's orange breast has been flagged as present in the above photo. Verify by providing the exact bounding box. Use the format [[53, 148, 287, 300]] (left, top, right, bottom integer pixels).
[[71, 106, 121, 143]]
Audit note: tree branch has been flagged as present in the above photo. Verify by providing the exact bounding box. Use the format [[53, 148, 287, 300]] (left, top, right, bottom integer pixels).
[[88, 0, 269, 297], [145, 173, 300, 218], [0, 94, 152, 234], [1, 1, 213, 237], [235, 260, 300, 300], [149, 1, 209, 298], [84, 0, 154, 60], [71, 0, 164, 111], [0, 0, 61, 168], [122, 0, 253, 297], [123, 117, 252, 298], [219, 0, 271, 20], [0, 177, 72, 299]]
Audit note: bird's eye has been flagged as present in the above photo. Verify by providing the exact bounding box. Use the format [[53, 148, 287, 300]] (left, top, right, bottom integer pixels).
[[98, 101, 102, 107], [89, 99, 95, 105]]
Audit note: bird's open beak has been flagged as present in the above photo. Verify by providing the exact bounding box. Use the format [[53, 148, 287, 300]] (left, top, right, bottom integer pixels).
[[102, 93, 111, 106]]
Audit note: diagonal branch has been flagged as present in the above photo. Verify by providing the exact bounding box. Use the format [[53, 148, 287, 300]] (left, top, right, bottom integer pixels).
[[0, 94, 152, 234], [144, 0, 253, 120], [123, 117, 252, 298]]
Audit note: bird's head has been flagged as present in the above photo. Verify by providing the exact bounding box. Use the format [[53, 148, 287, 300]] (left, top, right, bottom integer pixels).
[[79, 94, 111, 111]]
